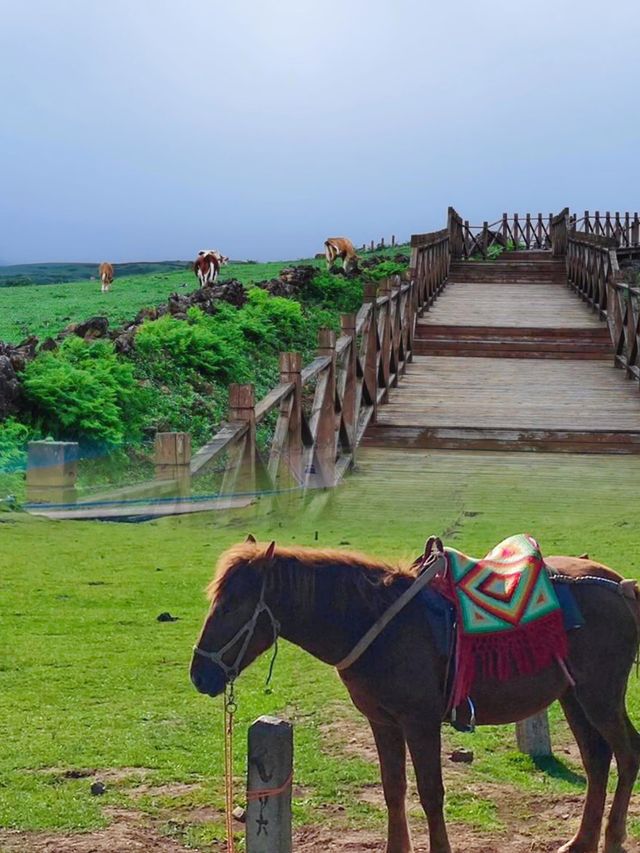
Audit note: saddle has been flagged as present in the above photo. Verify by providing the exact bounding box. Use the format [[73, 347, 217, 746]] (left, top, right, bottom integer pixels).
[[420, 534, 569, 710]]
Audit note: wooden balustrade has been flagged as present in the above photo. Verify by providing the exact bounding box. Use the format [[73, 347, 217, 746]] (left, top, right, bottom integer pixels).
[[573, 210, 640, 248], [451, 211, 555, 258], [567, 231, 640, 388]]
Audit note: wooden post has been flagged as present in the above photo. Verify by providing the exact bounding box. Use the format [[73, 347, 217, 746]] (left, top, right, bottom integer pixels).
[[380, 237, 385, 248], [481, 221, 489, 258], [246, 716, 293, 853], [306, 328, 337, 489], [223, 383, 258, 494], [502, 213, 509, 245], [391, 234, 396, 247], [370, 239, 374, 251], [154, 432, 191, 496], [276, 352, 302, 483], [26, 441, 78, 504], [363, 282, 378, 421], [513, 213, 519, 249], [340, 314, 357, 451], [632, 213, 640, 247], [516, 711, 552, 757]]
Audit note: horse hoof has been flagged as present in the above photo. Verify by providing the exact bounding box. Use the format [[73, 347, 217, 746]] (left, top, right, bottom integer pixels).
[[557, 842, 597, 853]]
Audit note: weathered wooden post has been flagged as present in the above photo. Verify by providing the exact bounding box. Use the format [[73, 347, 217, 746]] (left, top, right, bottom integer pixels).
[[314, 328, 337, 488], [26, 441, 78, 504], [370, 239, 374, 251], [513, 213, 520, 250], [516, 711, 552, 757], [340, 314, 357, 452], [154, 432, 191, 496], [391, 234, 396, 247], [502, 213, 509, 245], [246, 716, 293, 853], [276, 352, 303, 484], [632, 213, 639, 247], [363, 281, 379, 422], [221, 383, 258, 496], [377, 278, 392, 399], [380, 236, 385, 248], [481, 221, 489, 258]]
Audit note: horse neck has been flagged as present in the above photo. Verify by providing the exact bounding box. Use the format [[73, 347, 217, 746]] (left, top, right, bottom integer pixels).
[[266, 555, 388, 666]]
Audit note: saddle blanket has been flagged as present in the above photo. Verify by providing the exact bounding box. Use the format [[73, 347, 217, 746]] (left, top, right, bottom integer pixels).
[[433, 534, 569, 707]]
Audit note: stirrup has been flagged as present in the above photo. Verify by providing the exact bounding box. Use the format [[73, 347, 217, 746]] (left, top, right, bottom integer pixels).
[[450, 698, 476, 733]]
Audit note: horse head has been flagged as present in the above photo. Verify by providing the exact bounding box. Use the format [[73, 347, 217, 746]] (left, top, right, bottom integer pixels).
[[190, 539, 279, 696]]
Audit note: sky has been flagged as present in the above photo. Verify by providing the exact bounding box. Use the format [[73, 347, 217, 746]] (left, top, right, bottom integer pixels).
[[1, 0, 639, 265]]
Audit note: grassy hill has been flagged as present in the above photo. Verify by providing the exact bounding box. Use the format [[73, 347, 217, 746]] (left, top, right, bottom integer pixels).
[[0, 260, 193, 287], [0, 258, 324, 343]]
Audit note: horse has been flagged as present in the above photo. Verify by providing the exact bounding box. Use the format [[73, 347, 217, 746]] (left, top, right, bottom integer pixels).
[[190, 539, 640, 853], [325, 237, 359, 275], [98, 261, 114, 292]]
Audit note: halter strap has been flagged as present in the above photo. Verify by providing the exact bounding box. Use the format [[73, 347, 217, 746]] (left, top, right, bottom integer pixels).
[[335, 552, 447, 672], [193, 580, 280, 682]]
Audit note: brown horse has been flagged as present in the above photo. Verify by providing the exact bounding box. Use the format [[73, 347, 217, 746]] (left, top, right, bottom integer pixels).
[[190, 540, 640, 853]]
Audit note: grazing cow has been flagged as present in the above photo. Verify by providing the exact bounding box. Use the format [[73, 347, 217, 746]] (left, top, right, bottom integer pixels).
[[194, 252, 220, 288], [324, 237, 358, 275], [98, 262, 114, 293]]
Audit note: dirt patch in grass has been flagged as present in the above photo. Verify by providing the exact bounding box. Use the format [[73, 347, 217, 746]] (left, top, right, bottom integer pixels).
[[0, 809, 189, 853]]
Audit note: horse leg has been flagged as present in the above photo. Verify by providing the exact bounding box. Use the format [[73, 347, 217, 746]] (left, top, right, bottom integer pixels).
[[572, 685, 640, 853], [370, 721, 413, 853], [404, 722, 451, 853], [557, 691, 612, 853], [598, 711, 640, 853]]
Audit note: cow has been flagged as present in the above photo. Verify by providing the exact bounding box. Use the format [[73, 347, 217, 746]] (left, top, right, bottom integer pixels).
[[324, 237, 358, 275], [198, 249, 229, 266], [99, 262, 114, 293]]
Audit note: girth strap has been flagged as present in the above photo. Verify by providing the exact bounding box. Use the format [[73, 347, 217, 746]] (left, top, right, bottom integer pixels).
[[335, 553, 447, 672]]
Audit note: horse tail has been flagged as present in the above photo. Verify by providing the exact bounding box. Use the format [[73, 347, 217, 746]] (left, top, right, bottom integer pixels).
[[621, 579, 640, 672]]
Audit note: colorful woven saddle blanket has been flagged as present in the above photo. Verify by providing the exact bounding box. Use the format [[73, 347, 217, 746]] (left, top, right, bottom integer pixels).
[[433, 533, 568, 707]]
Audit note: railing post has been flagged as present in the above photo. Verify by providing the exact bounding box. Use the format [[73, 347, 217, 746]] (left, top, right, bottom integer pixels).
[[632, 213, 640, 247], [224, 383, 257, 494], [513, 213, 520, 250], [447, 207, 463, 260], [502, 213, 509, 245], [278, 352, 303, 483], [378, 278, 392, 398], [154, 432, 191, 497], [26, 441, 78, 505], [246, 716, 293, 853], [340, 314, 357, 451], [481, 221, 489, 258], [551, 207, 569, 258], [391, 234, 396, 247], [313, 328, 337, 487], [363, 282, 378, 421], [516, 711, 552, 757]]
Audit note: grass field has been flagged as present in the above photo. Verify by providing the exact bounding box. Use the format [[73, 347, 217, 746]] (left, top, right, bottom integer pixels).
[[0, 259, 324, 343], [1, 448, 640, 851]]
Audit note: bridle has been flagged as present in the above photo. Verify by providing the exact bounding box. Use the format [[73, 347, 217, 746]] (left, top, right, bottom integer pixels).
[[192, 578, 280, 684]]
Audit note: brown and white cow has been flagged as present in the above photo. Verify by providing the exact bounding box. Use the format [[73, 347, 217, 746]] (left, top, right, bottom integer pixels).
[[99, 262, 114, 293], [324, 237, 358, 275], [194, 249, 229, 287]]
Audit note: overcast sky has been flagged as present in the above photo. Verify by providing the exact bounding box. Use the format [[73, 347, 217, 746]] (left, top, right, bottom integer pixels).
[[1, 0, 639, 264]]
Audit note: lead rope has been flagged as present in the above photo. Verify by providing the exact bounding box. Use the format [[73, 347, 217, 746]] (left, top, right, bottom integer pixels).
[[224, 681, 237, 853]]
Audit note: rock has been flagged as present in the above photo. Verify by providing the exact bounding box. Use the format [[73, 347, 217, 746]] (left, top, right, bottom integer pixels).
[[232, 806, 246, 823], [73, 316, 109, 340], [113, 328, 137, 355], [0, 354, 21, 419], [157, 612, 179, 622], [39, 337, 58, 352], [449, 748, 474, 763], [90, 781, 106, 795]]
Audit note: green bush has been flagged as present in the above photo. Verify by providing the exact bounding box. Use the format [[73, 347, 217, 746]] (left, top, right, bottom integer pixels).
[[22, 337, 148, 447], [365, 260, 408, 280], [0, 418, 30, 472]]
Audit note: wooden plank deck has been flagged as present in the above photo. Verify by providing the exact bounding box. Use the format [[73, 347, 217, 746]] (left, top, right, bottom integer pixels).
[[365, 257, 640, 453]]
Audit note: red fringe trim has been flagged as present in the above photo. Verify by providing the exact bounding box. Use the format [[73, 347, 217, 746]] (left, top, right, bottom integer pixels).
[[451, 610, 568, 709]]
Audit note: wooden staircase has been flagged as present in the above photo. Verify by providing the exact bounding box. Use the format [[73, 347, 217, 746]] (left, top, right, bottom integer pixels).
[[364, 253, 640, 454]]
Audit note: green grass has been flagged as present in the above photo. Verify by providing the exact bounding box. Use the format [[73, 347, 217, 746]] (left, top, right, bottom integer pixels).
[[0, 259, 323, 343], [2, 448, 639, 848]]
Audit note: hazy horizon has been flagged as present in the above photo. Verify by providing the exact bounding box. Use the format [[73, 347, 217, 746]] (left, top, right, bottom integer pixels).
[[2, 0, 639, 265]]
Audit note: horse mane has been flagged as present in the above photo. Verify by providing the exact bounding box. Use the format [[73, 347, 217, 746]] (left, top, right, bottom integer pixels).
[[207, 541, 416, 606]]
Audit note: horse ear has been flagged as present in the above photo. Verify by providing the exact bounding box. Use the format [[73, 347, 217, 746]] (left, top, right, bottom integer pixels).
[[264, 541, 276, 561], [245, 533, 257, 543]]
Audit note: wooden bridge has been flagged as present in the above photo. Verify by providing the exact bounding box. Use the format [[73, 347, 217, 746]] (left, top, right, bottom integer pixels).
[[25, 207, 640, 519]]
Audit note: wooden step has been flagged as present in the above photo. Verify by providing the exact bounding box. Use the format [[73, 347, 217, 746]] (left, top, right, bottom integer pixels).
[[363, 425, 640, 454], [414, 324, 612, 359]]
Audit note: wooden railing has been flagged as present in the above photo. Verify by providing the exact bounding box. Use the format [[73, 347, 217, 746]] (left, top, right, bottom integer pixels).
[[571, 210, 640, 248], [448, 208, 555, 258], [28, 232, 451, 513], [567, 229, 640, 387]]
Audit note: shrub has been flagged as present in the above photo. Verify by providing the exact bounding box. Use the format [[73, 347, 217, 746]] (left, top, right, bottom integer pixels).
[[0, 418, 30, 472], [365, 260, 408, 280], [22, 337, 147, 447], [135, 307, 250, 385]]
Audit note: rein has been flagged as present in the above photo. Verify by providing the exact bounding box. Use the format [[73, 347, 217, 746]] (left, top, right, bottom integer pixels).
[[335, 551, 446, 671], [193, 579, 280, 853]]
